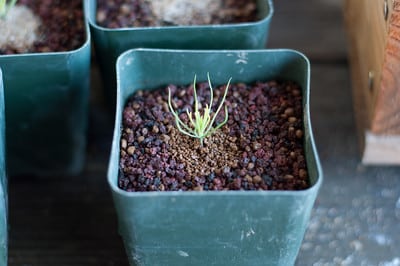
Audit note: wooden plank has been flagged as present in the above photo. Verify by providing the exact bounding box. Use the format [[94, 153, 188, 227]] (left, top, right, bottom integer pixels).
[[371, 0, 400, 134], [344, 0, 400, 164]]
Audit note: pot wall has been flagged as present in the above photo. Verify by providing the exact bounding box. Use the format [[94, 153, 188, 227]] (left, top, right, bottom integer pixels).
[[86, 0, 274, 106], [0, 2, 91, 176], [109, 49, 323, 266], [0, 69, 7, 265]]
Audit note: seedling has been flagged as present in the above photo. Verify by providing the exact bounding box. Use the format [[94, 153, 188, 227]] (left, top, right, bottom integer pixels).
[[0, 0, 17, 18], [168, 73, 231, 146]]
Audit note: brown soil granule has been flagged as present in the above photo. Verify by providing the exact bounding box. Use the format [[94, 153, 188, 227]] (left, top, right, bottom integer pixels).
[[0, 0, 85, 55], [96, 0, 258, 28], [119, 79, 310, 192]]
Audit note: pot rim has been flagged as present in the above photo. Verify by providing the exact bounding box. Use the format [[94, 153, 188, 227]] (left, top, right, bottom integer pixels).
[[86, 0, 274, 31]]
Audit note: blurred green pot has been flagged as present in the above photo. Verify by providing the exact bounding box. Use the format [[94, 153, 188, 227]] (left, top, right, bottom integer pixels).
[[86, 0, 274, 105], [0, 2, 91, 176], [108, 48, 323, 266], [0, 68, 8, 265]]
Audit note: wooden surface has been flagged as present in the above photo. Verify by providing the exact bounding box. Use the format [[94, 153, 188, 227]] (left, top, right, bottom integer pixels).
[[8, 1, 400, 265], [345, 0, 400, 164]]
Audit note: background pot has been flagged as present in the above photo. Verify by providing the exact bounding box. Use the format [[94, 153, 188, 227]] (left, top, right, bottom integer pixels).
[[86, 0, 274, 105], [0, 69, 7, 265], [108, 48, 323, 266], [0, 2, 91, 176]]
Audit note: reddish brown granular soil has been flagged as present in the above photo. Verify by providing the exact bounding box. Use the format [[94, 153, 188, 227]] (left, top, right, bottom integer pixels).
[[96, 0, 258, 28], [0, 0, 85, 55], [119, 79, 310, 192]]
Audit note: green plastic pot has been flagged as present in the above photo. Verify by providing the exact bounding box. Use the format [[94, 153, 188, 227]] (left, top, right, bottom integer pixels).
[[86, 0, 273, 105], [108, 49, 323, 266], [0, 69, 7, 265], [0, 2, 91, 176]]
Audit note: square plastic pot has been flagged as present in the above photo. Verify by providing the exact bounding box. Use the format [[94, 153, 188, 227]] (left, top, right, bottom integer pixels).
[[108, 49, 323, 266], [86, 0, 274, 105], [0, 2, 91, 176], [0, 69, 7, 265]]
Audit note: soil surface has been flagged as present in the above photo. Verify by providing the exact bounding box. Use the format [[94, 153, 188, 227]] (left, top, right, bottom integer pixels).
[[96, 0, 258, 28], [119, 79, 310, 192], [0, 0, 85, 55]]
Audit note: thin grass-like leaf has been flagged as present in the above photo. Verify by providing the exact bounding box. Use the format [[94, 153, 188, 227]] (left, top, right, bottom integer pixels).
[[168, 73, 231, 146]]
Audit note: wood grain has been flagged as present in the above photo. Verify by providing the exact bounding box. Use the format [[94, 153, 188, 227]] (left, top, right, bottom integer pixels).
[[371, 0, 400, 134], [345, 0, 400, 164]]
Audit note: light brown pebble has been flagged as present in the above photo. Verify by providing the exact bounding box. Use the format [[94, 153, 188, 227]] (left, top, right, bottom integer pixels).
[[247, 162, 255, 170], [284, 174, 294, 180], [284, 107, 294, 116], [96, 10, 106, 22], [299, 169, 308, 179], [127, 146, 135, 155], [120, 4, 130, 14], [121, 138, 127, 149], [162, 134, 170, 142], [252, 142, 262, 150], [296, 129, 303, 138], [138, 136, 145, 143], [152, 125, 159, 134], [193, 186, 204, 191], [253, 175, 262, 183], [288, 117, 297, 123], [292, 89, 301, 96], [245, 175, 253, 183]]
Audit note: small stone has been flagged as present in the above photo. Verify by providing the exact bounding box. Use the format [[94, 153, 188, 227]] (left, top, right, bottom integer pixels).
[[120, 4, 131, 15], [252, 142, 262, 150], [127, 146, 136, 155], [284, 108, 294, 116], [121, 138, 128, 149], [253, 175, 262, 184], [152, 125, 159, 134], [292, 89, 301, 96], [138, 136, 145, 143], [142, 128, 148, 136], [245, 175, 253, 183], [296, 129, 303, 139], [284, 174, 294, 180], [288, 117, 297, 123], [299, 169, 308, 179], [247, 162, 255, 170], [162, 134, 170, 142], [96, 10, 106, 23], [193, 186, 203, 191]]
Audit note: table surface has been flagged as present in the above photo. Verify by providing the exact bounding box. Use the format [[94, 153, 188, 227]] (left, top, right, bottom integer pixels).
[[8, 0, 400, 265]]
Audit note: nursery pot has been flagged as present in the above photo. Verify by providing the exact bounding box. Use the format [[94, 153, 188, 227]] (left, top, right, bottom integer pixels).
[[0, 69, 7, 265], [86, 0, 274, 105], [108, 49, 323, 266], [0, 2, 91, 176]]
